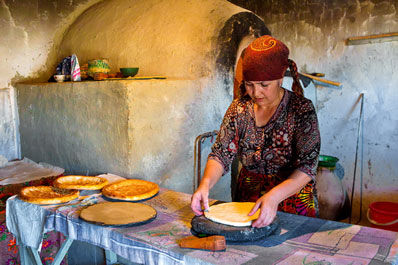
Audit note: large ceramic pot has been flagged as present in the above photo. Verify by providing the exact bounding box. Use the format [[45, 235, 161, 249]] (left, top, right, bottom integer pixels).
[[317, 155, 350, 221], [87, 59, 110, 78]]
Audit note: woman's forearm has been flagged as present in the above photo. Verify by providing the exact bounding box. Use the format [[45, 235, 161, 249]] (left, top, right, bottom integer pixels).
[[198, 159, 225, 190]]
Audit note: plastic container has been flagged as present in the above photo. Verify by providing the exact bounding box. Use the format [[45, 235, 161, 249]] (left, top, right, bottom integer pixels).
[[367, 201, 398, 232]]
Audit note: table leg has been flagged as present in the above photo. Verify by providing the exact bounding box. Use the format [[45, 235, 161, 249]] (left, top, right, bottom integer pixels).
[[19, 244, 30, 265], [18, 244, 42, 265], [52, 237, 74, 265], [29, 247, 44, 265], [19, 236, 73, 265], [105, 249, 117, 265]]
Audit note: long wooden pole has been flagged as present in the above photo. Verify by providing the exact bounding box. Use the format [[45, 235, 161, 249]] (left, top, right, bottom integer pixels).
[[346, 32, 398, 45], [300, 72, 341, 87]]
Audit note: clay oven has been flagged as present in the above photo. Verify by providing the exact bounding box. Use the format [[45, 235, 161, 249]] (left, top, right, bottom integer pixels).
[[17, 0, 269, 194]]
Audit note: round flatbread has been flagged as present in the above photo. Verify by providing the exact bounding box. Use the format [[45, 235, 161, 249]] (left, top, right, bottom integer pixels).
[[102, 179, 159, 201], [20, 186, 79, 205], [80, 202, 157, 225], [204, 202, 260, 227], [53, 175, 108, 190]]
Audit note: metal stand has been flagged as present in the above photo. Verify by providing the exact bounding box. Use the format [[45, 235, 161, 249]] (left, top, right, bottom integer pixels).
[[193, 130, 218, 191]]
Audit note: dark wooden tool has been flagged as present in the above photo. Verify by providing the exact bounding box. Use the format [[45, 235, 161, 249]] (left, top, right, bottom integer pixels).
[[178, 235, 226, 251], [308, 72, 325, 77]]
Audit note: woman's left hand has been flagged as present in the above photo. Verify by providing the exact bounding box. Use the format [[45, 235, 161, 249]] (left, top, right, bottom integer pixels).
[[248, 194, 279, 228]]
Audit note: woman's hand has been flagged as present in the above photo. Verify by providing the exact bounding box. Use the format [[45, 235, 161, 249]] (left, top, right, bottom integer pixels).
[[191, 184, 210, 216], [248, 170, 312, 228], [248, 193, 279, 228], [191, 159, 224, 216]]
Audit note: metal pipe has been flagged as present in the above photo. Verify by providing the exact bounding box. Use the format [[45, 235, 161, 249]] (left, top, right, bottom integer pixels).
[[193, 130, 218, 192], [349, 93, 365, 224]]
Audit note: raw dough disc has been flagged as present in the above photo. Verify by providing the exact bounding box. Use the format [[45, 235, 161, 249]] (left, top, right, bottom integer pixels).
[[102, 179, 159, 201], [19, 186, 79, 205], [204, 202, 260, 227], [53, 175, 108, 190], [80, 202, 157, 225]]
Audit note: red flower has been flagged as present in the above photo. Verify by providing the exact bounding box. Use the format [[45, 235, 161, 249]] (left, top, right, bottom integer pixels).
[[42, 240, 51, 249], [8, 238, 18, 254]]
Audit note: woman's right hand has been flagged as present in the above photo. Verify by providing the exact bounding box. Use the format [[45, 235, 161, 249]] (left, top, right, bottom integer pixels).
[[191, 159, 224, 216], [191, 185, 210, 216]]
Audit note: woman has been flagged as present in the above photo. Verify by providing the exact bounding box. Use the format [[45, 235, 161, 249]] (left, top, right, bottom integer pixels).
[[191, 35, 320, 228]]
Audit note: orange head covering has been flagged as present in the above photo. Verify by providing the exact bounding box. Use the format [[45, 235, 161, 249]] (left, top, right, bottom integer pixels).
[[237, 35, 303, 97]]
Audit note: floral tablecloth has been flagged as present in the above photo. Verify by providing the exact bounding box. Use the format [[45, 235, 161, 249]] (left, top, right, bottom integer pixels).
[[1, 177, 67, 265]]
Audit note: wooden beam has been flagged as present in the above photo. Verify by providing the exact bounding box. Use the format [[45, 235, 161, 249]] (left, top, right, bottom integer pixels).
[[346, 32, 398, 45]]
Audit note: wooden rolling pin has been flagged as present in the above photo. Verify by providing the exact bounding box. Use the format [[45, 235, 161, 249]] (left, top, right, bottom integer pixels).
[[178, 235, 226, 251]]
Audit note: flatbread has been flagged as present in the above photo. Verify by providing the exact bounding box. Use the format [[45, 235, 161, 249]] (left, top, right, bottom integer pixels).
[[19, 186, 79, 204], [53, 175, 108, 190], [102, 179, 159, 201], [80, 202, 157, 225], [204, 202, 260, 227]]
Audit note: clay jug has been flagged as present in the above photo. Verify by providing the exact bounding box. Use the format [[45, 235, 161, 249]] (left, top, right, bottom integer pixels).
[[317, 155, 350, 221]]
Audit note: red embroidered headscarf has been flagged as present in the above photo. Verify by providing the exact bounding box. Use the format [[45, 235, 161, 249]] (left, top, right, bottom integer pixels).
[[235, 35, 303, 98]]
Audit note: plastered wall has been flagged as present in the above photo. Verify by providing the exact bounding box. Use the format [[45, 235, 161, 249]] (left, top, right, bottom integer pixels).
[[0, 0, 103, 161], [58, 0, 247, 79], [229, 0, 398, 224]]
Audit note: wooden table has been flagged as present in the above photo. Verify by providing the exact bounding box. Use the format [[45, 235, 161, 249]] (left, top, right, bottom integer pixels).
[[6, 188, 398, 265]]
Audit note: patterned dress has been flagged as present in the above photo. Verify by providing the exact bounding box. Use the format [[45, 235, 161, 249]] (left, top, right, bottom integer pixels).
[[208, 89, 321, 217]]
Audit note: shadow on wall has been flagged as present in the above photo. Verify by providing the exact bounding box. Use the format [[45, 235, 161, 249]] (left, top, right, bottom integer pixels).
[[215, 12, 270, 93]]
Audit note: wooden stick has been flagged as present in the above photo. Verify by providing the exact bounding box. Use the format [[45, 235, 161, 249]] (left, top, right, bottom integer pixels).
[[346, 32, 398, 45], [179, 235, 226, 251], [299, 72, 341, 87]]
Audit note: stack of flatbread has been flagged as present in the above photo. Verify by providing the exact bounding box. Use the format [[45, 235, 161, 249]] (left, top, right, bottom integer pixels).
[[19, 175, 159, 205]]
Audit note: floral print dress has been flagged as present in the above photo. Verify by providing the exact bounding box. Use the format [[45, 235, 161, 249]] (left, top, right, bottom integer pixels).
[[208, 89, 321, 217]]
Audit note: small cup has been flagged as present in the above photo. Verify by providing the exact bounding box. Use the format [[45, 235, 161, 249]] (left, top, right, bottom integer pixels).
[[54, 75, 66, 82]]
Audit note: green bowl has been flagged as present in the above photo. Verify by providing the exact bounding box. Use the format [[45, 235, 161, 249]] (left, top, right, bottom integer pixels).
[[318, 155, 339, 168], [120, 67, 139, 77]]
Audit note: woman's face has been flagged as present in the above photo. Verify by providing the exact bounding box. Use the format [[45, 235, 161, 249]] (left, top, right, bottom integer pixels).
[[244, 79, 283, 107]]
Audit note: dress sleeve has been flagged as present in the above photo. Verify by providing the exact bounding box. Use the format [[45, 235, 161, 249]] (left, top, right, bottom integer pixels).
[[208, 101, 240, 175], [293, 101, 321, 181]]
